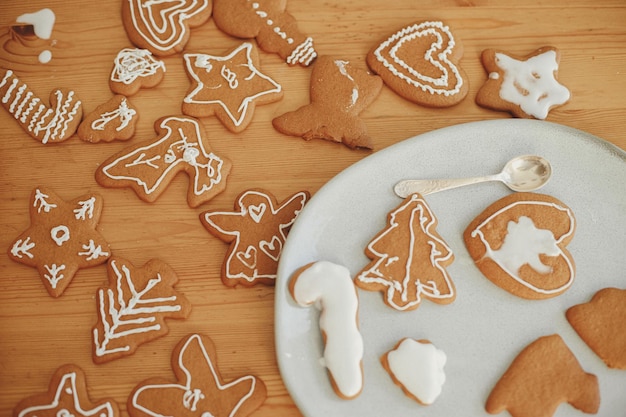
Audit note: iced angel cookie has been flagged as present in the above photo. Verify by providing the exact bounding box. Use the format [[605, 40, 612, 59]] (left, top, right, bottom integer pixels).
[[78, 95, 138, 143], [95, 115, 231, 207], [129, 333, 267, 417], [109, 48, 166, 96], [200, 189, 309, 287], [122, 0, 212, 56], [290, 261, 364, 399], [93, 257, 192, 364], [13, 364, 120, 417], [486, 334, 600, 417], [0, 69, 82, 144], [356, 193, 455, 311], [381, 338, 446, 406], [212, 0, 317, 67], [272, 56, 383, 149], [464, 192, 575, 299], [366, 21, 468, 107], [8, 187, 110, 298], [566, 287, 626, 370], [182, 42, 283, 133], [476, 47, 570, 119]]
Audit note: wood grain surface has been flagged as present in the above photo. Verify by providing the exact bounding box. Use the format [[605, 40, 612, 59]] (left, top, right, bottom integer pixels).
[[0, 0, 624, 416]]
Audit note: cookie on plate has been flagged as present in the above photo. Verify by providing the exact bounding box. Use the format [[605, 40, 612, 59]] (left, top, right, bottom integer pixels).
[[78, 95, 138, 143]]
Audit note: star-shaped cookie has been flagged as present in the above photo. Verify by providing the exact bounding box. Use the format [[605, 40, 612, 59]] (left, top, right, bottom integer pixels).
[[182, 42, 283, 132], [200, 189, 309, 287], [129, 333, 266, 417], [14, 364, 120, 417], [7, 187, 111, 297]]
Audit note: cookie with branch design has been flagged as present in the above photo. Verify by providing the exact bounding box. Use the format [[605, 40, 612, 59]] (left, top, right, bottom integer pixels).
[[109, 48, 166, 96], [78, 95, 138, 143], [92, 257, 191, 364], [129, 333, 266, 417], [7, 187, 110, 298]]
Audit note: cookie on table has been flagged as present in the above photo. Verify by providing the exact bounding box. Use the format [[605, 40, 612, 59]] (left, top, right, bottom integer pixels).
[[0, 69, 82, 144], [109, 48, 166, 96], [381, 338, 447, 406], [212, 0, 317, 66], [366, 20, 469, 107], [486, 334, 600, 417], [8, 187, 111, 298], [122, 0, 212, 56], [355, 193, 455, 311], [272, 55, 383, 149], [13, 364, 120, 417], [182, 42, 283, 133], [289, 261, 364, 400], [93, 256, 192, 364], [464, 192, 576, 299], [200, 189, 309, 287], [566, 287, 626, 370], [476, 46, 570, 119], [95, 115, 231, 208], [129, 333, 266, 417], [78, 95, 138, 143]]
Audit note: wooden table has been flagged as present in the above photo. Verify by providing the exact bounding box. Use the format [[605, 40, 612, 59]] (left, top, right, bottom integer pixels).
[[0, 0, 624, 416]]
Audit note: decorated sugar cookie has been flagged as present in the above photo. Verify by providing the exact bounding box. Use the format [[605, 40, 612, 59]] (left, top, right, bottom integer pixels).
[[8, 187, 111, 298], [109, 48, 166, 96], [200, 189, 309, 287], [78, 95, 138, 143]]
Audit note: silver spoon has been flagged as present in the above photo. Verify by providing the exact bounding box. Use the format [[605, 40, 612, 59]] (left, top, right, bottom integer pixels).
[[393, 155, 552, 198]]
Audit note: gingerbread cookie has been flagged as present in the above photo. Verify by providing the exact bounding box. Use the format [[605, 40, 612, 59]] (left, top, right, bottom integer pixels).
[[290, 261, 364, 400], [200, 189, 309, 287], [381, 338, 447, 406], [486, 334, 600, 417], [95, 115, 231, 207], [212, 0, 317, 66], [355, 193, 455, 311], [182, 42, 283, 133], [93, 256, 192, 364], [367, 21, 468, 107], [0, 69, 82, 144], [78, 95, 138, 143], [272, 56, 383, 149], [129, 333, 267, 417], [476, 47, 570, 119], [109, 48, 166, 96], [122, 0, 212, 56], [566, 287, 626, 370], [14, 364, 120, 417], [8, 187, 110, 298], [464, 192, 576, 299]]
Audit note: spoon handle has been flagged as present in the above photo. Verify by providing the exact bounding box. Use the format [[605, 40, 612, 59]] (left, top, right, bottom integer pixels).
[[393, 174, 500, 198]]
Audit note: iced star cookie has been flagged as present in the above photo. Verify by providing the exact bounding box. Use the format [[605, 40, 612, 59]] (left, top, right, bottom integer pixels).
[[78, 95, 138, 143], [381, 338, 446, 406], [122, 0, 212, 56], [355, 193, 455, 311], [272, 56, 383, 149], [14, 364, 120, 417], [129, 333, 267, 417], [476, 46, 570, 119], [200, 189, 309, 287], [366, 21, 468, 107], [109, 48, 166, 96], [182, 42, 283, 133], [486, 334, 600, 417], [0, 69, 82, 144], [93, 257, 192, 364], [95, 115, 231, 208], [212, 0, 317, 66], [290, 261, 364, 400], [8, 187, 111, 298], [566, 287, 626, 370], [464, 192, 576, 299]]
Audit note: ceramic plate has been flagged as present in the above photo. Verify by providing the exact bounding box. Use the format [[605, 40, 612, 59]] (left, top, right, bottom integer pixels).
[[274, 119, 626, 417]]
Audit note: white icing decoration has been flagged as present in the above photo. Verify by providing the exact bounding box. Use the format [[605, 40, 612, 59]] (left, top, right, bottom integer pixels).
[[286, 37, 316, 65], [79, 240, 110, 261], [91, 98, 137, 132], [44, 263, 65, 289], [334, 60, 359, 108], [74, 197, 96, 220], [50, 225, 70, 246], [16, 8, 56, 39], [38, 50, 52, 64], [110, 48, 165, 85], [11, 237, 35, 259], [34, 189, 57, 213], [291, 261, 364, 399]]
